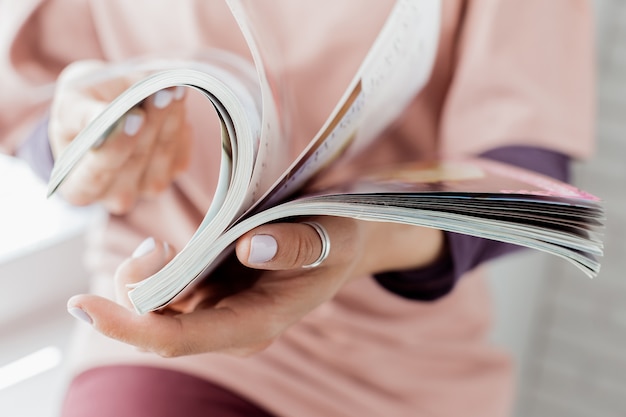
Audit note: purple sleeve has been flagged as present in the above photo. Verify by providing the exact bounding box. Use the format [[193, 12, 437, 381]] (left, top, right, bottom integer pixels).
[[374, 146, 571, 301], [16, 114, 54, 182]]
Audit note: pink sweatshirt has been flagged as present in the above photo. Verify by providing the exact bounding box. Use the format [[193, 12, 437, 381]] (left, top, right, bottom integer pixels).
[[0, 1, 594, 416]]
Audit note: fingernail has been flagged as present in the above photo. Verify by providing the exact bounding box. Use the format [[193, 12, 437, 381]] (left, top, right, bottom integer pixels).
[[124, 113, 144, 136], [132, 237, 156, 258], [153, 89, 174, 109], [68, 307, 93, 325], [248, 234, 277, 264], [173, 86, 186, 100]]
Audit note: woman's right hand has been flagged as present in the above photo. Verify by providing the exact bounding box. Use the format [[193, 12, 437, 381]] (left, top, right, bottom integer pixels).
[[49, 60, 193, 215]]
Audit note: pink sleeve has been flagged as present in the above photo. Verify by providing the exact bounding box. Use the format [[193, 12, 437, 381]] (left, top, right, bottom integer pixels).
[[0, 0, 102, 154], [440, 0, 595, 159]]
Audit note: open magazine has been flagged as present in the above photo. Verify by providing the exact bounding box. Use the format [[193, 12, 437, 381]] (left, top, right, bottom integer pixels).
[[46, 0, 604, 314]]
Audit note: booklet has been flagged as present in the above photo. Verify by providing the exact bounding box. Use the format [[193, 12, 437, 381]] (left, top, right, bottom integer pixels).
[[46, 0, 604, 314]]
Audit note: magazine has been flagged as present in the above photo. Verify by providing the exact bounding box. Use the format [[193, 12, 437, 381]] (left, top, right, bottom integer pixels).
[[46, 0, 604, 314]]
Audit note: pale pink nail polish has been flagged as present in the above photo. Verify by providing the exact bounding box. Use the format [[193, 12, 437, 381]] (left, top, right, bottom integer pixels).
[[153, 89, 174, 108], [173, 86, 185, 100], [248, 235, 277, 264], [132, 237, 156, 258], [68, 307, 93, 325], [124, 113, 144, 136]]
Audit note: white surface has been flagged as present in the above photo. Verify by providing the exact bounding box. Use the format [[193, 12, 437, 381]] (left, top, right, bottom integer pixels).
[[0, 154, 95, 263], [0, 311, 76, 417], [0, 156, 94, 416], [0, 155, 98, 326]]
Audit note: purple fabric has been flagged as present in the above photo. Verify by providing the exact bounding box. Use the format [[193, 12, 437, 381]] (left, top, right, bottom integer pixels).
[[16, 114, 54, 182], [61, 365, 276, 417], [374, 146, 571, 301]]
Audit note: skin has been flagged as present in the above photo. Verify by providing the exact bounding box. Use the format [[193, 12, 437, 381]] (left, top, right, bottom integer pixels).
[[57, 60, 445, 357], [68, 218, 444, 358], [49, 60, 192, 215]]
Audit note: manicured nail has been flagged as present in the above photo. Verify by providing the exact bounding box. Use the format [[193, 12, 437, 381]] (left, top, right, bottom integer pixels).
[[153, 89, 174, 109], [68, 307, 93, 325], [132, 237, 156, 258], [248, 235, 277, 264], [124, 113, 144, 136], [173, 86, 186, 100]]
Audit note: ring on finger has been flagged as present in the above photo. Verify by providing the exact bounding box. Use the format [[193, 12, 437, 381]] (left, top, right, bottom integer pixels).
[[301, 221, 331, 269]]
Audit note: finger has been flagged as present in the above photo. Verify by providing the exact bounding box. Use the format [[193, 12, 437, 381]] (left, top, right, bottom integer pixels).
[[67, 294, 188, 356], [58, 108, 147, 207], [49, 98, 109, 154], [67, 291, 274, 357], [56, 60, 131, 101], [50, 60, 129, 152], [97, 107, 166, 213], [170, 121, 193, 175], [115, 238, 175, 307], [140, 87, 189, 196], [52, 65, 146, 150], [98, 88, 183, 212], [235, 219, 342, 271]]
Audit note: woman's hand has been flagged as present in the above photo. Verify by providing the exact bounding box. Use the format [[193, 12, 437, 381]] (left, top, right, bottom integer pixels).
[[49, 60, 192, 215], [66, 217, 444, 357]]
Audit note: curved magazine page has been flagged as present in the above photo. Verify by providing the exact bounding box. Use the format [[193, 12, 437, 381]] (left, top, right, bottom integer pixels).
[[127, 0, 443, 312], [47, 62, 262, 237], [225, 0, 288, 204]]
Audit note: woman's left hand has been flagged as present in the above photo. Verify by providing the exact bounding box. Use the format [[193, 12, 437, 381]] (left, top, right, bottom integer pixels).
[[67, 217, 444, 357]]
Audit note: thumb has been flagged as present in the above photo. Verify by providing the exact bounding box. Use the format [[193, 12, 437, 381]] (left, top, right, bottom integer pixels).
[[48, 93, 108, 153], [236, 221, 330, 271], [50, 60, 109, 147]]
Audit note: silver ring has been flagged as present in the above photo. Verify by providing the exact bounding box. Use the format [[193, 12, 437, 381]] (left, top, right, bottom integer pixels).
[[301, 221, 331, 269]]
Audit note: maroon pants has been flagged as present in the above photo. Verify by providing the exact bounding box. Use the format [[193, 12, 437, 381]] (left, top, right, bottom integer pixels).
[[61, 365, 276, 417]]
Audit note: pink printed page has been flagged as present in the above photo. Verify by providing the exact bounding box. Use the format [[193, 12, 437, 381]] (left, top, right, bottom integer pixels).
[[311, 158, 601, 204], [477, 159, 600, 201]]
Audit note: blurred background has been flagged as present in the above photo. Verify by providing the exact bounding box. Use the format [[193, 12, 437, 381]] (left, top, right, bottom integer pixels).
[[0, 0, 624, 416], [490, 0, 626, 415]]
